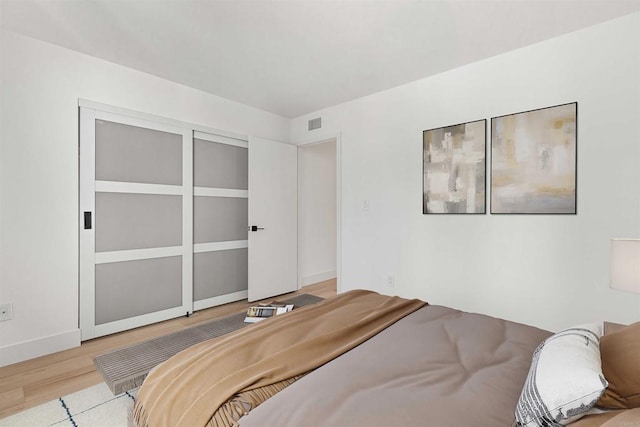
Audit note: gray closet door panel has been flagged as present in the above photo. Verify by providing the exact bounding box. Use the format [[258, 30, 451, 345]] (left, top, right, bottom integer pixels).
[[95, 193, 182, 252], [95, 256, 182, 325], [193, 249, 248, 300], [95, 119, 183, 185], [193, 197, 248, 243], [194, 139, 248, 189]]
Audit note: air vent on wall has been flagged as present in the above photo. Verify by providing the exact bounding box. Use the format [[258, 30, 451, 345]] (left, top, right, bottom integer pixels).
[[308, 117, 322, 131]]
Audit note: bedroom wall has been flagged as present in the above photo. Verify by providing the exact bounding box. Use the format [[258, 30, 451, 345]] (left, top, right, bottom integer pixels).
[[0, 30, 291, 366], [291, 12, 640, 332], [298, 140, 337, 286]]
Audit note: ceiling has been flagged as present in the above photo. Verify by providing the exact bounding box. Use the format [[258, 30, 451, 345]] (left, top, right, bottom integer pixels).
[[2, 1, 639, 118]]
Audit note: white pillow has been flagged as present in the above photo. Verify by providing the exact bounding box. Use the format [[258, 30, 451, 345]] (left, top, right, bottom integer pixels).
[[515, 323, 608, 426]]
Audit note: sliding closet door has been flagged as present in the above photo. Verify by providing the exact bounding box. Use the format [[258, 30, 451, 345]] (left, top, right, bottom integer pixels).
[[192, 131, 249, 310], [79, 108, 193, 340]]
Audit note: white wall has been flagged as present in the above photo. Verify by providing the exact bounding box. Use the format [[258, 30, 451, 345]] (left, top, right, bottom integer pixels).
[[298, 140, 337, 286], [291, 12, 640, 332], [0, 30, 290, 366]]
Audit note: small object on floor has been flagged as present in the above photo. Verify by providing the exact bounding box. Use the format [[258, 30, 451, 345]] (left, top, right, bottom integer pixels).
[[244, 303, 294, 323]]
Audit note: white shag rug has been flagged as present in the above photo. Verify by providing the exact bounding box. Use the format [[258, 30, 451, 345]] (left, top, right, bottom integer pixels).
[[0, 382, 136, 427]]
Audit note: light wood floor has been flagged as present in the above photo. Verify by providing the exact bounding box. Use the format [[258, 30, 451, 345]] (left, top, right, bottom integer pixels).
[[0, 279, 336, 419]]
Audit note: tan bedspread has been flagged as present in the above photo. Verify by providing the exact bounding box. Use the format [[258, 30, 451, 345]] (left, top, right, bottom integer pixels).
[[133, 290, 425, 427]]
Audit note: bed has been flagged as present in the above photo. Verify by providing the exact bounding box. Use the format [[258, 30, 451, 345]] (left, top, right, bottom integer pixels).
[[132, 290, 640, 427]]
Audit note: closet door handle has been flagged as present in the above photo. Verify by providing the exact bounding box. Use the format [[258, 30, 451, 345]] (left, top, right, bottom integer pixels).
[[84, 212, 92, 230], [249, 225, 264, 232]]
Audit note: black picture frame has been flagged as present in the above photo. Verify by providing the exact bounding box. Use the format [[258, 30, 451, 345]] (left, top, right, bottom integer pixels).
[[422, 119, 486, 214], [490, 102, 577, 214]]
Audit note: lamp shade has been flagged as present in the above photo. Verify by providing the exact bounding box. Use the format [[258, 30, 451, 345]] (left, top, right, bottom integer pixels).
[[610, 238, 640, 294]]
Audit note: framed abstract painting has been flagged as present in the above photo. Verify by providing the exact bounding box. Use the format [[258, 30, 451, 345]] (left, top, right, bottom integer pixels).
[[491, 102, 577, 214], [423, 120, 486, 214]]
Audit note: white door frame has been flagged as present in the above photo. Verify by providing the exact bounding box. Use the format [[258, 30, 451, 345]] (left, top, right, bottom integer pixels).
[[296, 132, 342, 294]]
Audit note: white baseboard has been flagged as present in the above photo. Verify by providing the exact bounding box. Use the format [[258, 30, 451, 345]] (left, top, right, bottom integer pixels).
[[300, 270, 337, 287], [0, 328, 81, 367]]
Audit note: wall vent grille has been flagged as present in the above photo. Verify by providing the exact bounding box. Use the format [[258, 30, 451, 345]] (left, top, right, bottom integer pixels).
[[308, 117, 322, 131]]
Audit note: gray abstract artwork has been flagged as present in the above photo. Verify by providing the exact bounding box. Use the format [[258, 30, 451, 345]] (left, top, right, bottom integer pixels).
[[491, 103, 577, 214], [423, 120, 486, 214]]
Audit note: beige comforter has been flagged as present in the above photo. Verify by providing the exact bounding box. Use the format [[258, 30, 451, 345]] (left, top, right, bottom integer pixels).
[[239, 304, 552, 427], [133, 290, 425, 427], [238, 307, 640, 426]]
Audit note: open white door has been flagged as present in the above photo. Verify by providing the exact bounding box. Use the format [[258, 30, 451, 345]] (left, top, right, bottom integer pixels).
[[248, 136, 298, 301]]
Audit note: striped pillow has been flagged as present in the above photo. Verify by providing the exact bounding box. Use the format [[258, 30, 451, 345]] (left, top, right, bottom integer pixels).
[[515, 323, 608, 426]]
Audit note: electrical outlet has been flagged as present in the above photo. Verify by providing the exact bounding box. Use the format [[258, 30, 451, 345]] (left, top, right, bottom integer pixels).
[[386, 274, 395, 288], [0, 303, 13, 321]]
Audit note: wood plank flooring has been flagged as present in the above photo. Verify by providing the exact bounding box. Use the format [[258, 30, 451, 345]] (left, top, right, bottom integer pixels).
[[0, 279, 336, 419]]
